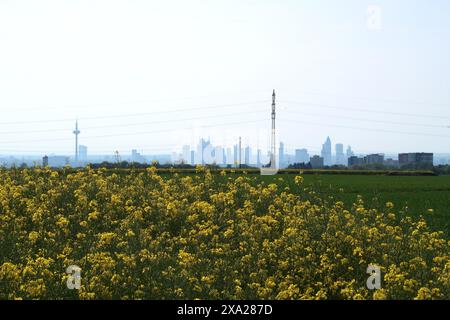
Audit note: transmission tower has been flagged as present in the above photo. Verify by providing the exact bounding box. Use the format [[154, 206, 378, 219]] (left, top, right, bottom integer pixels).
[[114, 150, 121, 163], [73, 120, 80, 163], [271, 90, 276, 168]]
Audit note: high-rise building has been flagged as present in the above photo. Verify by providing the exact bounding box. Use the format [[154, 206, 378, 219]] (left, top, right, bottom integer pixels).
[[310, 155, 324, 169], [346, 146, 354, 158], [279, 142, 285, 168], [399, 153, 433, 166], [321, 137, 332, 166], [203, 143, 214, 164], [190, 150, 195, 165], [233, 144, 238, 166], [226, 148, 233, 165], [257, 149, 262, 167], [196, 138, 210, 165], [131, 149, 145, 163], [295, 149, 309, 164], [214, 146, 224, 164], [182, 145, 190, 164], [365, 154, 385, 164], [79, 145, 88, 163], [335, 143, 346, 166], [348, 156, 364, 167], [48, 156, 70, 167], [239, 137, 242, 168], [244, 146, 251, 165]]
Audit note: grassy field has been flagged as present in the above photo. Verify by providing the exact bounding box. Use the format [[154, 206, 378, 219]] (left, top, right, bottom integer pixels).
[[259, 174, 450, 237]]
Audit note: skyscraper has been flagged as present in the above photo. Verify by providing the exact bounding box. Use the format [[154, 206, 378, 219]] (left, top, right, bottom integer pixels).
[[244, 146, 251, 165], [226, 148, 233, 166], [321, 137, 332, 166], [79, 145, 88, 163], [295, 149, 309, 164], [190, 150, 195, 165], [346, 146, 354, 158], [335, 143, 346, 165], [257, 149, 262, 167], [279, 142, 285, 168], [214, 146, 224, 164], [182, 145, 191, 164], [131, 149, 145, 163], [196, 138, 210, 165], [239, 137, 242, 168]]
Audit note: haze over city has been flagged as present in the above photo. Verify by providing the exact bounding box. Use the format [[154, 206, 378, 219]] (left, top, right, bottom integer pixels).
[[1, 0, 450, 159]]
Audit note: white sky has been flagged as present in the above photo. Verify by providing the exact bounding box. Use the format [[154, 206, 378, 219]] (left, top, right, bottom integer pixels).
[[0, 0, 449, 156]]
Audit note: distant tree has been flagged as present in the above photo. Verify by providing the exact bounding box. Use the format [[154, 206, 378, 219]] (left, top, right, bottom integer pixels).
[[288, 162, 312, 169]]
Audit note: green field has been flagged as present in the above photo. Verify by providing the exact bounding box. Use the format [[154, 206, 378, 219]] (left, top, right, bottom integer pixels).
[[259, 174, 450, 237]]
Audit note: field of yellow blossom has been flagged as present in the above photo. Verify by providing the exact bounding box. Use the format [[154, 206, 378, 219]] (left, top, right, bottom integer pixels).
[[0, 166, 448, 300]]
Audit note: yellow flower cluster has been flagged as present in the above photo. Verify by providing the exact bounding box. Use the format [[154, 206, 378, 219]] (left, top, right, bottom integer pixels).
[[0, 167, 448, 300]]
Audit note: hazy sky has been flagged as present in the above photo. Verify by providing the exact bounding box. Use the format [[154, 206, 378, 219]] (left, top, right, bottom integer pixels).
[[1, 0, 450, 156]]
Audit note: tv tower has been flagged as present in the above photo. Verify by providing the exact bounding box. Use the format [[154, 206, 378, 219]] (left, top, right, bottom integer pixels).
[[73, 120, 80, 163], [271, 89, 276, 168]]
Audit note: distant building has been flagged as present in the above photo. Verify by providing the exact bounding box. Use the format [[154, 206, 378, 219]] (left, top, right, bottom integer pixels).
[[257, 149, 262, 167], [190, 150, 195, 165], [215, 146, 224, 164], [226, 148, 233, 165], [346, 146, 354, 158], [310, 155, 324, 169], [131, 149, 145, 163], [321, 137, 332, 166], [48, 156, 69, 167], [335, 143, 346, 166], [348, 154, 384, 167], [384, 158, 399, 168], [295, 149, 309, 164], [202, 143, 214, 164], [348, 156, 364, 167], [244, 146, 252, 165], [79, 145, 87, 162], [365, 154, 385, 165], [182, 145, 191, 164], [233, 144, 238, 166], [279, 142, 285, 168], [196, 138, 211, 165], [399, 153, 433, 166]]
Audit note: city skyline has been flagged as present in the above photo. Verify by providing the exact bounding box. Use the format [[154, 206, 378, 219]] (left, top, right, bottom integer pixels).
[[2, 129, 449, 168], [1, 1, 450, 156]]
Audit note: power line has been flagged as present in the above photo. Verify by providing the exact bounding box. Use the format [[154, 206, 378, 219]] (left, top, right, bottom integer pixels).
[[1, 89, 270, 112], [0, 118, 267, 145], [0, 100, 269, 126], [278, 118, 450, 139], [279, 100, 450, 120], [290, 90, 450, 108], [282, 110, 449, 129], [0, 108, 265, 135]]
